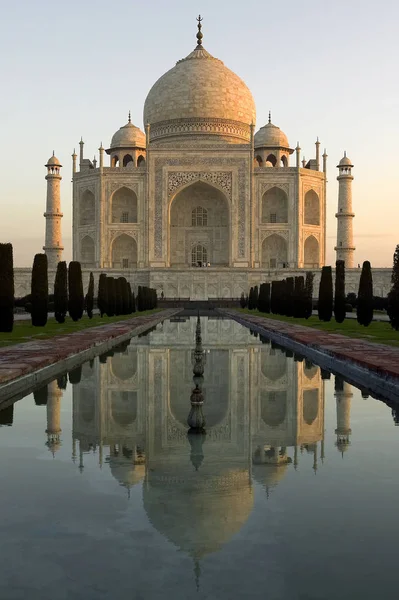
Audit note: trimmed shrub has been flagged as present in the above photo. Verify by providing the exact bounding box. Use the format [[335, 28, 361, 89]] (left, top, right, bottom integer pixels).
[[86, 272, 94, 319], [54, 261, 68, 324], [293, 276, 305, 318], [270, 281, 279, 314], [97, 273, 107, 317], [240, 292, 247, 308], [0, 243, 14, 332], [106, 277, 116, 317], [285, 277, 295, 317], [253, 286, 259, 310], [137, 286, 143, 312], [334, 260, 346, 324], [258, 283, 270, 313], [388, 245, 399, 330], [318, 266, 333, 322], [31, 253, 48, 327], [115, 278, 123, 316], [357, 261, 373, 327], [68, 261, 84, 322], [131, 289, 136, 313], [119, 277, 130, 315]]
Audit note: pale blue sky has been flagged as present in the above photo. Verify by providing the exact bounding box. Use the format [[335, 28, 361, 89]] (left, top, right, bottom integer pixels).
[[1, 0, 398, 267]]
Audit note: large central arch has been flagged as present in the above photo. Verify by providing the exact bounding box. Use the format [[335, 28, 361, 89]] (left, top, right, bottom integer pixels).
[[169, 181, 230, 267]]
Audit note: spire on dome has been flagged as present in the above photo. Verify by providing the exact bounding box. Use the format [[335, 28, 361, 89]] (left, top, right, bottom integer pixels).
[[196, 14, 203, 47], [128, 110, 131, 124], [268, 111, 271, 124]]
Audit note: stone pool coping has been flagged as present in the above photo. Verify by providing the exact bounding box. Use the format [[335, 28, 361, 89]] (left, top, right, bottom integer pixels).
[[222, 310, 399, 402], [0, 310, 179, 404]]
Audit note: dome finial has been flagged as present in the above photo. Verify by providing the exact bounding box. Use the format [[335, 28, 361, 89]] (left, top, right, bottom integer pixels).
[[128, 110, 131, 124], [196, 14, 203, 47], [268, 111, 271, 124]]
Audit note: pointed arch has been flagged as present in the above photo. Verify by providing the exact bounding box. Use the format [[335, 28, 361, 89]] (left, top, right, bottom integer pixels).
[[111, 187, 138, 223], [137, 155, 146, 167], [261, 348, 287, 381], [80, 235, 95, 266], [304, 189, 320, 225], [111, 391, 137, 427], [266, 153, 277, 167], [255, 155, 263, 167], [110, 351, 137, 381], [261, 234, 288, 269], [112, 155, 119, 168], [303, 390, 319, 425], [123, 154, 134, 167], [281, 155, 288, 167], [304, 235, 319, 268], [111, 234, 137, 269], [79, 190, 95, 225], [262, 187, 288, 223], [261, 391, 287, 427]]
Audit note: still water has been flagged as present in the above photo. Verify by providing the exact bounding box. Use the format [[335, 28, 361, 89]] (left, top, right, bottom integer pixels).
[[1, 317, 399, 600]]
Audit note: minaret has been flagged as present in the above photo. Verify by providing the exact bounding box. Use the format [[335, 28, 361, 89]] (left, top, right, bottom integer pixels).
[[334, 376, 353, 455], [44, 152, 63, 269], [335, 152, 355, 267], [45, 380, 62, 456]]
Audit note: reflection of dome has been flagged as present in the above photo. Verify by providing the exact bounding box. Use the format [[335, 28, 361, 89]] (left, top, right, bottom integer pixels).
[[108, 449, 145, 488], [144, 42, 256, 144], [110, 120, 146, 149], [143, 470, 253, 558], [110, 352, 137, 381], [252, 462, 289, 490], [111, 391, 137, 426], [254, 122, 289, 149]]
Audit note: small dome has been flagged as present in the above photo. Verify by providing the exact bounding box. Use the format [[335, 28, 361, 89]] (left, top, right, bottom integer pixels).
[[110, 118, 146, 150], [254, 121, 289, 149], [46, 152, 61, 167], [338, 152, 353, 167]]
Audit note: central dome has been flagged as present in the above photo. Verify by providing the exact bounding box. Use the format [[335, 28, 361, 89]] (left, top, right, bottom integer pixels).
[[143, 41, 256, 144]]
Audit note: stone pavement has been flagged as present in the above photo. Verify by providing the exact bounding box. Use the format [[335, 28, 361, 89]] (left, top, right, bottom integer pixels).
[[225, 311, 399, 383], [0, 310, 176, 388]]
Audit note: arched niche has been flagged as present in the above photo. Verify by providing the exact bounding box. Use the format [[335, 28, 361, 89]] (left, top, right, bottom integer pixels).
[[261, 234, 288, 269], [80, 389, 96, 423], [281, 155, 288, 167], [304, 236, 319, 268], [111, 187, 138, 223], [137, 155, 146, 167], [169, 181, 229, 267], [81, 235, 95, 266], [110, 352, 137, 381], [111, 234, 137, 269], [255, 155, 263, 167], [261, 348, 287, 381], [304, 363, 318, 380], [79, 190, 95, 225], [262, 187, 288, 223], [112, 155, 119, 168], [304, 190, 320, 225], [266, 154, 277, 167], [111, 391, 137, 427], [303, 389, 319, 425], [261, 391, 287, 427], [123, 154, 134, 168]]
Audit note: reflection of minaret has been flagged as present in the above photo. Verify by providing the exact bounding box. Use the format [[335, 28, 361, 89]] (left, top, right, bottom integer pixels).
[[187, 314, 206, 433], [334, 376, 353, 455], [46, 380, 62, 456]]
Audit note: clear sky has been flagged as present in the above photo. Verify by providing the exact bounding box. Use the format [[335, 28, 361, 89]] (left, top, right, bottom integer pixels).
[[1, 0, 398, 268]]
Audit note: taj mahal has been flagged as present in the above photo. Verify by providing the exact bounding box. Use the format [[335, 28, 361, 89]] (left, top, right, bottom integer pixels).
[[14, 17, 392, 299]]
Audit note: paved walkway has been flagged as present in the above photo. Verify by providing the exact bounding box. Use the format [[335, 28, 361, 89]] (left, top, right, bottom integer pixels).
[[225, 311, 399, 382], [0, 311, 176, 388]]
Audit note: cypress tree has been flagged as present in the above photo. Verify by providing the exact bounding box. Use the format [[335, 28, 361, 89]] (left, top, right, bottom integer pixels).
[[387, 245, 399, 330], [271, 281, 278, 314], [318, 266, 333, 322], [257, 283, 266, 312], [154, 288, 158, 309], [279, 279, 287, 316], [31, 253, 48, 327], [0, 243, 14, 333], [264, 283, 271, 313], [86, 272, 94, 319], [357, 261, 373, 326], [137, 286, 143, 312], [286, 277, 295, 317], [127, 282, 133, 314], [240, 292, 247, 308], [106, 277, 116, 317], [68, 261, 84, 322], [294, 276, 305, 318], [54, 261, 68, 324], [253, 286, 259, 311], [120, 278, 130, 314], [97, 273, 107, 317], [304, 271, 314, 320], [334, 260, 346, 324]]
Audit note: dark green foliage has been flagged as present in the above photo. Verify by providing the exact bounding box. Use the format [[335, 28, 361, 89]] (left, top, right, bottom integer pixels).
[[334, 260, 346, 324], [68, 366, 82, 385], [270, 281, 279, 314], [137, 286, 143, 312], [285, 277, 295, 317], [257, 283, 271, 313], [0, 404, 14, 426], [115, 278, 123, 316], [106, 277, 116, 317], [56, 373, 68, 390], [318, 266, 333, 322], [346, 292, 357, 308], [253, 286, 259, 310], [54, 261, 68, 324], [357, 261, 374, 327], [33, 385, 48, 406], [85, 272, 94, 319], [247, 287, 254, 310], [303, 272, 314, 319], [388, 245, 399, 330], [127, 283, 133, 313], [0, 243, 14, 333], [97, 273, 107, 317], [373, 296, 388, 311], [240, 292, 247, 308], [68, 261, 84, 322], [293, 276, 305, 318], [31, 253, 48, 327], [131, 290, 136, 313], [320, 369, 331, 380], [119, 278, 129, 315]]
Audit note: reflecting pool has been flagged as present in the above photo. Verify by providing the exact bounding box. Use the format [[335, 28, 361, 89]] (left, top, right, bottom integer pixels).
[[1, 317, 399, 600]]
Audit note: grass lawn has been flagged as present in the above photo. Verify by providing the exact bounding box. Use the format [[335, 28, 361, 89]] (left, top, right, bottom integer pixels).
[[0, 310, 161, 348], [236, 309, 399, 347]]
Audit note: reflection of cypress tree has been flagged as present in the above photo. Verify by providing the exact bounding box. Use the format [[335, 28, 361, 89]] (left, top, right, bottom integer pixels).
[[320, 369, 331, 380], [56, 373, 68, 390], [54, 261, 68, 324], [0, 403, 14, 426], [31, 253, 48, 327], [34, 386, 48, 406], [334, 374, 344, 392], [0, 243, 14, 333], [68, 366, 82, 385]]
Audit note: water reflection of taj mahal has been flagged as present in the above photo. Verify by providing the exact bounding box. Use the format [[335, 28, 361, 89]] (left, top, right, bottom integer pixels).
[[42, 318, 354, 560]]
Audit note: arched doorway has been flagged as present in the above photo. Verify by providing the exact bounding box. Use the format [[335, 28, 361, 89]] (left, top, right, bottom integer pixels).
[[112, 234, 137, 269], [111, 187, 138, 223], [304, 190, 320, 225], [79, 190, 95, 225], [169, 181, 229, 267], [261, 234, 288, 269], [81, 235, 95, 266], [303, 390, 319, 425], [261, 391, 287, 427], [262, 187, 288, 223], [304, 236, 319, 268]]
